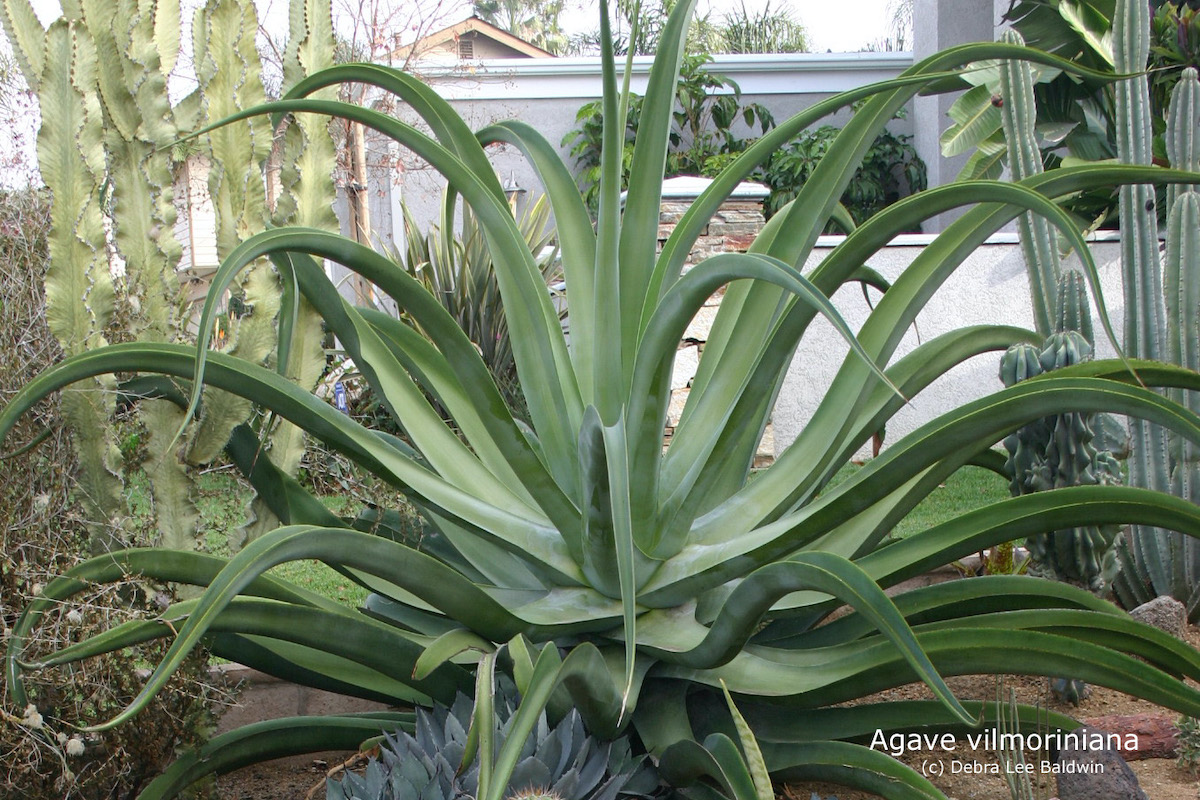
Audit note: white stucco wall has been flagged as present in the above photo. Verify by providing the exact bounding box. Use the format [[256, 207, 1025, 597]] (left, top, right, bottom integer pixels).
[[375, 52, 915, 237], [773, 234, 1125, 460]]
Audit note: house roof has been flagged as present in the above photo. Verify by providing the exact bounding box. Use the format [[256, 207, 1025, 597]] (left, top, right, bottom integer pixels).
[[389, 16, 555, 61]]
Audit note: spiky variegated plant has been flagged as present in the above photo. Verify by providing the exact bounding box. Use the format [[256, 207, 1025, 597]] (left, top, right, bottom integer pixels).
[[8, 2, 1200, 799], [0, 0, 333, 555]]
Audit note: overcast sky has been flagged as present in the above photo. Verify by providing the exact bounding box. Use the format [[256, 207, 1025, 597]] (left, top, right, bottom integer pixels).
[[557, 1, 899, 53], [29, 0, 898, 54]]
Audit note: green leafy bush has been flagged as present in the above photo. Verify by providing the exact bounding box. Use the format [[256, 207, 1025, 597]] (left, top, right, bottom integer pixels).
[[563, 54, 773, 210], [759, 110, 927, 226]]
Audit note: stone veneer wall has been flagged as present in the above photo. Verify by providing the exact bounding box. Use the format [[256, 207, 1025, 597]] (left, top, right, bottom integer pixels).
[[659, 197, 775, 467]]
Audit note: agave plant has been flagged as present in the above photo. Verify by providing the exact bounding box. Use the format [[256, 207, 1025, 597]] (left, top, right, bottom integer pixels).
[[327, 675, 654, 800], [7, 2, 1200, 799]]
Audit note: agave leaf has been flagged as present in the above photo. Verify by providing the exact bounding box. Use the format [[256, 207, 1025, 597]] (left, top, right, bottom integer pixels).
[[473, 648, 498, 796], [4, 548, 337, 708], [763, 740, 944, 799], [28, 597, 469, 702], [0, 343, 581, 576], [638, 552, 974, 725], [481, 120, 598, 399], [695, 166, 1200, 548], [661, 179, 1095, 539], [414, 629, 494, 680], [189, 224, 578, 533], [136, 713, 413, 800], [619, 0, 699, 378], [764, 573, 1118, 648], [485, 642, 563, 800], [720, 682, 773, 800], [215, 633, 430, 704], [88, 524, 567, 731], [854, 485, 1200, 594]]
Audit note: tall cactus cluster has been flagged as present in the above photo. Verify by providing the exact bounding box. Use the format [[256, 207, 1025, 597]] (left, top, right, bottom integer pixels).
[[1109, 0, 1200, 621], [0, 0, 335, 556], [997, 0, 1200, 619], [997, 29, 1122, 594]]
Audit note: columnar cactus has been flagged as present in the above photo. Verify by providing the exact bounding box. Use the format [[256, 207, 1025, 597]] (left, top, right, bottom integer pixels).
[[998, 32, 1119, 594], [1113, 47, 1200, 619], [999, 28, 1064, 338], [0, 0, 334, 556], [1000, 272, 1123, 595]]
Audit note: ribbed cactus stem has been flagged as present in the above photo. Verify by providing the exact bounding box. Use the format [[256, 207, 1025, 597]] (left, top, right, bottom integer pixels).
[[1054, 270, 1093, 343], [999, 29, 1061, 338], [1114, 0, 1173, 597], [1114, 0, 1164, 363], [1167, 68, 1200, 215], [1166, 192, 1200, 474]]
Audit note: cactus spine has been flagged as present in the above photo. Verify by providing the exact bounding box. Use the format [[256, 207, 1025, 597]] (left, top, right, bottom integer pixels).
[[0, 0, 335, 557]]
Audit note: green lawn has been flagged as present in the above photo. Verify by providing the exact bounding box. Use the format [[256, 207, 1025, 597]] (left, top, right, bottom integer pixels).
[[131, 461, 1011, 609], [887, 464, 1012, 540]]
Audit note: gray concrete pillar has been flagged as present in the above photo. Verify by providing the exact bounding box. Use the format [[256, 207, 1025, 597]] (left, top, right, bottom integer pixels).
[[913, 0, 1006, 230]]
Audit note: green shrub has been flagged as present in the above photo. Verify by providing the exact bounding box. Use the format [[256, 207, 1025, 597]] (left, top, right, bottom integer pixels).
[[760, 110, 927, 226], [563, 53, 773, 211]]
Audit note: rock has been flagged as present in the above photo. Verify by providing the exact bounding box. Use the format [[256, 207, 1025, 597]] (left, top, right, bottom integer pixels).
[[1082, 714, 1178, 760], [1130, 596, 1187, 638], [1056, 725, 1147, 800]]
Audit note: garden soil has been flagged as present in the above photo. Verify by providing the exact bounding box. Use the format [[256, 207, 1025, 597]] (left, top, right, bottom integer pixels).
[[213, 625, 1200, 800]]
